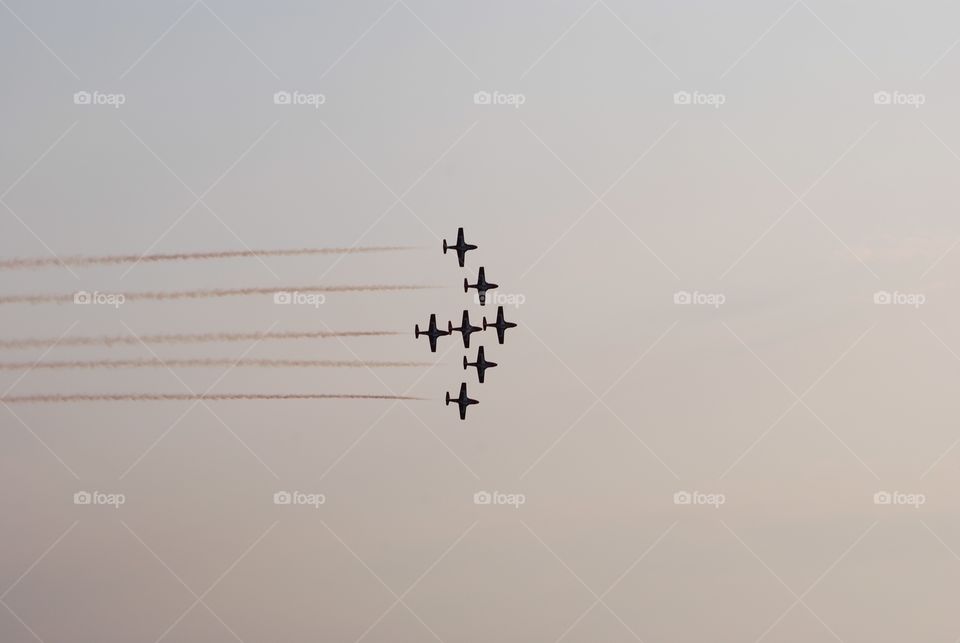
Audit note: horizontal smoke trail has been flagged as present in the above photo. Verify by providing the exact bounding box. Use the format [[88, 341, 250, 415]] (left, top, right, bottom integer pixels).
[[0, 246, 413, 270], [0, 359, 430, 370], [0, 330, 400, 349], [1, 393, 424, 403], [0, 285, 435, 305]]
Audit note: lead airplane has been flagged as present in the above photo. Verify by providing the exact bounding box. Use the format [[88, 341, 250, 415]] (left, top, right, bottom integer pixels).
[[464, 266, 498, 305], [442, 227, 477, 267], [448, 310, 481, 348], [446, 382, 478, 420], [414, 314, 449, 352], [463, 346, 497, 383], [483, 306, 517, 344]]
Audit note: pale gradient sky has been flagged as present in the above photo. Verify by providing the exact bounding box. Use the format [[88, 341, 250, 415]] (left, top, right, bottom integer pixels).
[[4, 1, 960, 641]]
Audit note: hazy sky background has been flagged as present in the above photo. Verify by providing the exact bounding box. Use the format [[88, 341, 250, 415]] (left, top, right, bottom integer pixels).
[[4, 1, 960, 641]]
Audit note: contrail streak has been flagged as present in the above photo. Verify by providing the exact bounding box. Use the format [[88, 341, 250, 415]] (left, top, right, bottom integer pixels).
[[0, 359, 430, 370], [1, 393, 424, 403], [0, 330, 400, 349], [0, 246, 413, 270], [0, 285, 435, 305]]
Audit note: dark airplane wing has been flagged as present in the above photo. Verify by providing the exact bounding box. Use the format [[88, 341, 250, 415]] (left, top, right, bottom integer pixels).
[[429, 335, 438, 352], [458, 383, 468, 419], [456, 229, 467, 266]]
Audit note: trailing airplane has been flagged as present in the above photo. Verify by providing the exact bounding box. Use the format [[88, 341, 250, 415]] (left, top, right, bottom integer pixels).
[[463, 346, 497, 383], [483, 306, 517, 344], [446, 382, 478, 420], [414, 313, 449, 352], [448, 310, 481, 348], [442, 227, 477, 267], [464, 266, 498, 305]]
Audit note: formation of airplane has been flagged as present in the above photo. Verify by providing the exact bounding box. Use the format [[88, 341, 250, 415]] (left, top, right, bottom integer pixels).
[[442, 227, 477, 267], [415, 307, 515, 356], [416, 229, 518, 420]]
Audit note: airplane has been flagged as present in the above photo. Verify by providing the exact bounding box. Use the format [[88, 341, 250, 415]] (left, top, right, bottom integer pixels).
[[414, 314, 449, 352], [448, 310, 481, 348], [464, 266, 498, 305], [483, 306, 517, 344], [442, 227, 477, 267], [446, 382, 478, 420], [463, 346, 497, 383]]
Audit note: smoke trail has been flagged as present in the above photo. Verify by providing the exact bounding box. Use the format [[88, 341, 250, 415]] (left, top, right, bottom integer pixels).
[[0, 285, 435, 305], [1, 393, 424, 403], [0, 359, 430, 370], [0, 246, 413, 270], [0, 330, 400, 350]]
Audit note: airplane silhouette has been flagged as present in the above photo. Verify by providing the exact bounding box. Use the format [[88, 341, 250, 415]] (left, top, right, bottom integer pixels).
[[414, 313, 449, 352], [483, 306, 517, 344], [448, 310, 481, 348], [464, 266, 498, 305], [463, 346, 497, 383], [442, 227, 476, 267], [446, 382, 478, 420]]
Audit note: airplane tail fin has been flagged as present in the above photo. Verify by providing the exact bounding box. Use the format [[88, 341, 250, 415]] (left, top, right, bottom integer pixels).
[[462, 356, 468, 370], [442, 239, 448, 254], [414, 325, 420, 338], [463, 278, 469, 293], [482, 318, 488, 330], [445, 391, 451, 405], [447, 321, 454, 334]]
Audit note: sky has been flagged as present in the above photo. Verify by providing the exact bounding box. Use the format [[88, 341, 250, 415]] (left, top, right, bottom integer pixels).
[[4, 0, 960, 641]]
